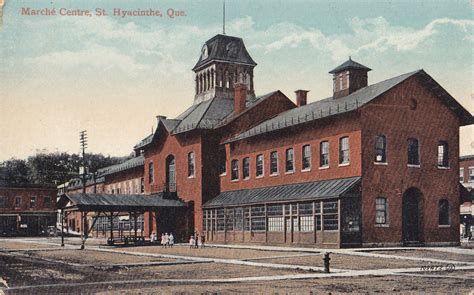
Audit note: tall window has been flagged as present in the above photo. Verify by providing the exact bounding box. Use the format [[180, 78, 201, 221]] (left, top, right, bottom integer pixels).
[[270, 151, 278, 175], [302, 145, 311, 170], [30, 196, 36, 208], [437, 141, 449, 168], [219, 147, 226, 175], [339, 137, 350, 164], [285, 148, 294, 172], [375, 135, 387, 163], [407, 138, 420, 165], [470, 167, 474, 182], [140, 178, 145, 193], [148, 161, 154, 184], [242, 157, 250, 179], [231, 159, 239, 180], [188, 152, 195, 177], [438, 199, 449, 225], [256, 154, 264, 177], [43, 196, 51, 208], [15, 196, 21, 208], [320, 141, 329, 167], [0, 196, 5, 208], [375, 197, 388, 224], [459, 168, 464, 182]]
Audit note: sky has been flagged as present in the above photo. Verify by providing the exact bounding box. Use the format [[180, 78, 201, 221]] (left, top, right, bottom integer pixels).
[[0, 0, 473, 161]]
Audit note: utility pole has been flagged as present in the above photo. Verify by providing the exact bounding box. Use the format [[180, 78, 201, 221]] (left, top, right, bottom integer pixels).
[[79, 130, 87, 250]]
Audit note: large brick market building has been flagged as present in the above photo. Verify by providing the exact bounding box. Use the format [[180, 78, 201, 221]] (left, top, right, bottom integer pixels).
[[131, 33, 473, 247]]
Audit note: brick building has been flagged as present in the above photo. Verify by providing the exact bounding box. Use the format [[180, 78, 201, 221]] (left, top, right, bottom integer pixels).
[[134, 33, 472, 247], [460, 155, 474, 238], [0, 184, 57, 236], [60, 155, 145, 235]]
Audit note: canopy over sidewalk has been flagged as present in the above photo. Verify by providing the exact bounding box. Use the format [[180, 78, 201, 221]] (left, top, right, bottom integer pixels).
[[57, 193, 186, 212]]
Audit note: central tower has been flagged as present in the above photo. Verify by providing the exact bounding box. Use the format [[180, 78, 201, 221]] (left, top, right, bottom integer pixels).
[[192, 34, 257, 104]]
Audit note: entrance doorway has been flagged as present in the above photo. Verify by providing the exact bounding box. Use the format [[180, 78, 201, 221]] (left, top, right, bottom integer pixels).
[[402, 187, 422, 243]]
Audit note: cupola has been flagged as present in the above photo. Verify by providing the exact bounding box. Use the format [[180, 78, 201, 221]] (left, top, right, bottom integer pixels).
[[329, 57, 371, 99]]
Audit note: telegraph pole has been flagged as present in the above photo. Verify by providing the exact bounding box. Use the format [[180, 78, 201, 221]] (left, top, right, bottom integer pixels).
[[79, 130, 87, 250]]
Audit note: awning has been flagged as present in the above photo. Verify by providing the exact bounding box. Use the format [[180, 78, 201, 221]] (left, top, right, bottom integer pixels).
[[203, 176, 361, 208], [57, 193, 186, 212]]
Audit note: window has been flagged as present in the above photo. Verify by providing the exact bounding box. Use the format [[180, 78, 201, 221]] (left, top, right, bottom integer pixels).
[[302, 145, 311, 170], [140, 178, 145, 193], [270, 151, 278, 175], [375, 198, 388, 224], [268, 217, 284, 232], [15, 196, 21, 208], [43, 196, 51, 208], [285, 148, 294, 172], [407, 138, 419, 165], [251, 205, 266, 231], [0, 196, 6, 208], [323, 201, 338, 230], [437, 141, 449, 168], [231, 159, 239, 180], [375, 135, 387, 163], [148, 161, 154, 184], [219, 148, 226, 175], [242, 157, 250, 179], [256, 154, 264, 177], [320, 141, 329, 167], [339, 137, 350, 164], [460, 168, 464, 182], [188, 152, 195, 177], [300, 216, 314, 232], [438, 199, 449, 225], [470, 167, 474, 182], [30, 196, 37, 208]]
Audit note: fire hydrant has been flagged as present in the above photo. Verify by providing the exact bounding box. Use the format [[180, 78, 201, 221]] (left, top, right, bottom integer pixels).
[[323, 252, 331, 273]]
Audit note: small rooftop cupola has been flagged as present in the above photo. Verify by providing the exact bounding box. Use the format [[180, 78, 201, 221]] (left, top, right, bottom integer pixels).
[[192, 34, 257, 104], [329, 57, 371, 99]]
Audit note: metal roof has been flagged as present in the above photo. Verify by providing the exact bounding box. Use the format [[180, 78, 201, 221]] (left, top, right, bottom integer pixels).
[[97, 155, 144, 177], [460, 155, 474, 161], [329, 57, 371, 74], [203, 176, 361, 208], [193, 34, 257, 71], [57, 193, 186, 211], [225, 69, 473, 144]]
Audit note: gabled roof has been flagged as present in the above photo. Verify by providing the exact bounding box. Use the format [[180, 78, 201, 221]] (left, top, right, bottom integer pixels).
[[203, 176, 361, 208], [193, 34, 257, 71], [329, 57, 371, 74], [225, 70, 473, 144]]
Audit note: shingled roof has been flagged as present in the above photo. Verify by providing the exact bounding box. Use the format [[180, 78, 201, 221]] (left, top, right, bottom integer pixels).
[[329, 57, 372, 74], [225, 70, 473, 143], [193, 34, 257, 71]]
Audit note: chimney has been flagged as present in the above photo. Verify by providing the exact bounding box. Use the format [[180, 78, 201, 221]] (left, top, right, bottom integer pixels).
[[295, 90, 309, 107], [234, 83, 247, 115]]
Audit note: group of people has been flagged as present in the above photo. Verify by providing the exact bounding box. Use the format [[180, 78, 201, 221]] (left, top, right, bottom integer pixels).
[[189, 232, 205, 248], [150, 232, 174, 248]]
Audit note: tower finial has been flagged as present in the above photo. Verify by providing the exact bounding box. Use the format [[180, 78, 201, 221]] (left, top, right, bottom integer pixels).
[[223, 0, 226, 35]]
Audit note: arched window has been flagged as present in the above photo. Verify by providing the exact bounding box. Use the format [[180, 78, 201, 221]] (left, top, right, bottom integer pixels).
[[256, 154, 264, 177], [438, 199, 449, 225], [148, 161, 154, 184], [188, 152, 195, 177], [375, 135, 387, 163], [166, 155, 176, 192]]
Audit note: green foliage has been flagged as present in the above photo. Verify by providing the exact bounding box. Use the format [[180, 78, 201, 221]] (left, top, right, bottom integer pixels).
[[0, 151, 129, 186]]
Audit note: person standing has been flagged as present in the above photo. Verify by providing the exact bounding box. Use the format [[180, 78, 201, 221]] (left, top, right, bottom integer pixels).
[[169, 233, 174, 248], [189, 235, 195, 249], [164, 232, 169, 248], [194, 232, 199, 249], [161, 233, 166, 248]]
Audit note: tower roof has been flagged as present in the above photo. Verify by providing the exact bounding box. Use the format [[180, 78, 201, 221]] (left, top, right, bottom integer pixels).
[[329, 57, 371, 74], [192, 34, 257, 71]]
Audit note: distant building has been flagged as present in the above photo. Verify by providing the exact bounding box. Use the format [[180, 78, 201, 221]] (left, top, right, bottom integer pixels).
[[460, 155, 474, 238], [0, 184, 57, 236]]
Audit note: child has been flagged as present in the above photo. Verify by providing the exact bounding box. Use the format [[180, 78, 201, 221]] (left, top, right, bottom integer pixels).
[[189, 235, 195, 248], [164, 232, 170, 248]]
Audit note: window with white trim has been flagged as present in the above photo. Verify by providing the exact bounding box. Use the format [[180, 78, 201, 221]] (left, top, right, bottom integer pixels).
[[375, 135, 387, 163], [256, 154, 264, 177], [285, 148, 294, 172], [375, 197, 388, 224], [188, 152, 195, 177], [242, 157, 250, 179], [437, 141, 449, 168], [320, 141, 329, 167], [148, 161, 154, 184], [270, 151, 278, 175], [302, 144, 311, 170], [339, 137, 350, 164], [469, 167, 474, 182], [231, 159, 239, 181], [459, 168, 464, 182]]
